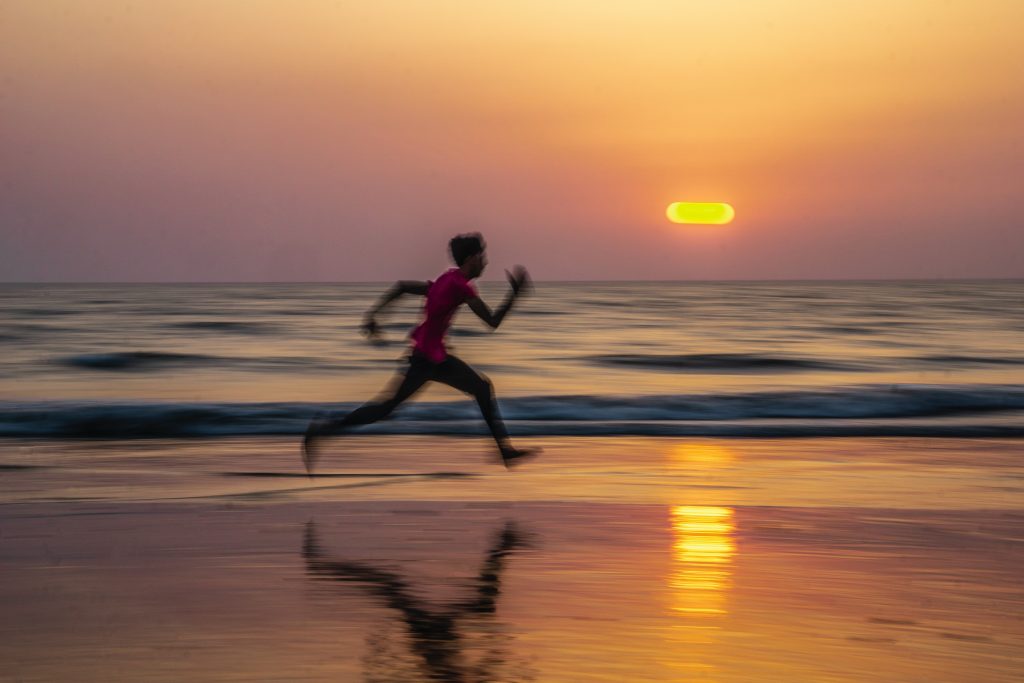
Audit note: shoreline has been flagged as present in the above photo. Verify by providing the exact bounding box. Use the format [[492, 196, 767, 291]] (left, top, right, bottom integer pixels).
[[1, 435, 1021, 509], [2, 435, 1022, 680]]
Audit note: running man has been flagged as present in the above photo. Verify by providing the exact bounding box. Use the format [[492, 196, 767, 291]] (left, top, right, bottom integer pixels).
[[302, 233, 539, 472]]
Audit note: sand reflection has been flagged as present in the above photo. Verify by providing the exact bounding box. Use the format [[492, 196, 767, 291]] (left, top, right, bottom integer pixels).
[[302, 519, 533, 682]]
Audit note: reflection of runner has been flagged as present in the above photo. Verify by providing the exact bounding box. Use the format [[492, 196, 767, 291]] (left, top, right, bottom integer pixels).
[[302, 233, 539, 473], [302, 520, 530, 682]]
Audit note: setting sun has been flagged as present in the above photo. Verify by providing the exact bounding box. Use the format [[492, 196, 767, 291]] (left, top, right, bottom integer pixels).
[[666, 202, 735, 225]]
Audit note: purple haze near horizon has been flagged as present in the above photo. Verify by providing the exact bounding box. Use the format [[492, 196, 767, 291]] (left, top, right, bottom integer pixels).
[[1, 2, 1022, 283]]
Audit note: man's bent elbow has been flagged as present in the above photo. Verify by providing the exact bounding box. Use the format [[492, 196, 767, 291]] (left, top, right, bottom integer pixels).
[[398, 281, 428, 296]]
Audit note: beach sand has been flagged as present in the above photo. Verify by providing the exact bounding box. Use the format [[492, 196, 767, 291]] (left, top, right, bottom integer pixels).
[[1, 436, 1022, 681]]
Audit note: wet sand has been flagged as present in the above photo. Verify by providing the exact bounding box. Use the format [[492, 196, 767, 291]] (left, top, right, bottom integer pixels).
[[1, 437, 1022, 681]]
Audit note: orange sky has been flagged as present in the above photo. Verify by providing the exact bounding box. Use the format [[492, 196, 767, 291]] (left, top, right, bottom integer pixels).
[[2, 1, 1022, 280]]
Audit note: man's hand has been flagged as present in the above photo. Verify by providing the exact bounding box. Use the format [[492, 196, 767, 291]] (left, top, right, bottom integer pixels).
[[361, 315, 385, 344], [505, 266, 532, 296]]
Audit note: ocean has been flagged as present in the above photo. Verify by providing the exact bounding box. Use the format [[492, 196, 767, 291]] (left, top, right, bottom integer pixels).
[[3, 280, 1023, 682], [1, 280, 1022, 439]]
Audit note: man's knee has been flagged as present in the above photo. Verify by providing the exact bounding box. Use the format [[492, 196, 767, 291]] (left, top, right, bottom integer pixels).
[[474, 376, 494, 400], [351, 398, 397, 423]]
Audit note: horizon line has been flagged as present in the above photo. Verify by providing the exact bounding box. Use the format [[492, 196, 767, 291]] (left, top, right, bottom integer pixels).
[[1, 277, 1021, 286]]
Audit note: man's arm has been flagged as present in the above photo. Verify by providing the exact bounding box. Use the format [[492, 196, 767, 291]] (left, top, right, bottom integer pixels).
[[362, 280, 429, 338], [367, 281, 428, 316], [466, 266, 530, 330], [466, 292, 516, 330]]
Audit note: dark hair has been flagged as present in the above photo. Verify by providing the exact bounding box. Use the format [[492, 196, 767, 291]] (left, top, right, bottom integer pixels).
[[449, 233, 485, 266]]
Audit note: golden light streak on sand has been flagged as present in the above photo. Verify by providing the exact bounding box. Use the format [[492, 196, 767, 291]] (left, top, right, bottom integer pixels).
[[663, 505, 737, 681], [669, 506, 736, 615], [671, 443, 736, 467]]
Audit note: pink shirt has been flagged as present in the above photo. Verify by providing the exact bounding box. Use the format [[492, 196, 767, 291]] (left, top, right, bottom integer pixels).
[[410, 268, 478, 363]]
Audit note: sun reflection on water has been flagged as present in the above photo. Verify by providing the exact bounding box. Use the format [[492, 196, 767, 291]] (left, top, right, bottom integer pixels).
[[665, 505, 737, 680], [670, 506, 736, 616]]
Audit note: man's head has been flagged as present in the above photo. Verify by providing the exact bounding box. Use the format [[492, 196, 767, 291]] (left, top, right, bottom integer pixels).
[[449, 232, 487, 278]]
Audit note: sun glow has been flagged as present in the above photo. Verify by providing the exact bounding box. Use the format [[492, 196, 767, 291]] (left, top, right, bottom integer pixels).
[[666, 202, 735, 225]]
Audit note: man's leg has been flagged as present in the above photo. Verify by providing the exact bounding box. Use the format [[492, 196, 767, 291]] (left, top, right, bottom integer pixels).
[[434, 356, 539, 466], [432, 355, 511, 451], [325, 359, 433, 432], [303, 355, 434, 472]]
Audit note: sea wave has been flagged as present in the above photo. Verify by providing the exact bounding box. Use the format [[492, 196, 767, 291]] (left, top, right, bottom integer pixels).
[[583, 353, 866, 372], [9, 308, 77, 317], [911, 354, 1024, 367], [60, 351, 222, 370], [2, 385, 1022, 439], [56, 351, 340, 372], [168, 321, 278, 334]]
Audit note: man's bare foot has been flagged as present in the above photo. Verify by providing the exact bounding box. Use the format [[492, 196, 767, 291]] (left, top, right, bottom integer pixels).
[[500, 445, 541, 469]]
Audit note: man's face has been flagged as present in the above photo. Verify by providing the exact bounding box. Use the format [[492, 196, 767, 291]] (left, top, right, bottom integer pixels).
[[467, 251, 487, 278]]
